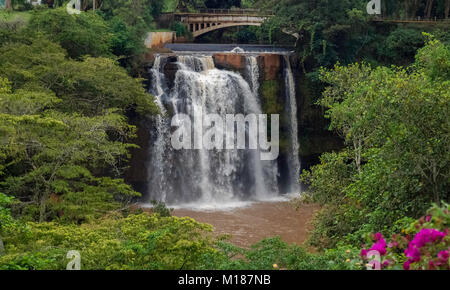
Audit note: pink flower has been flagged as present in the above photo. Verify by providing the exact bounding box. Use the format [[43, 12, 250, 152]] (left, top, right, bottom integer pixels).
[[370, 238, 387, 255], [403, 229, 447, 269], [437, 250, 449, 260], [404, 245, 420, 262], [403, 260, 411, 270], [425, 215, 431, 222], [368, 234, 387, 256], [411, 229, 445, 248], [436, 250, 449, 266], [374, 232, 383, 241], [360, 249, 368, 258], [361, 233, 387, 259], [430, 230, 446, 242]]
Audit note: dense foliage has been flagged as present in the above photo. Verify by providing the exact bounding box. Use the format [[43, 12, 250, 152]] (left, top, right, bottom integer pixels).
[[0, 7, 159, 225], [301, 35, 449, 249], [0, 212, 217, 270], [1, 202, 446, 270], [1, 1, 449, 271], [251, 0, 450, 71]]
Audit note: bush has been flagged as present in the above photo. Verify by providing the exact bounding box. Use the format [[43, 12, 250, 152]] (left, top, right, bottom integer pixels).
[[150, 200, 173, 217], [199, 237, 362, 270], [360, 203, 449, 270], [302, 37, 450, 249], [172, 21, 192, 38], [0, 212, 217, 270]]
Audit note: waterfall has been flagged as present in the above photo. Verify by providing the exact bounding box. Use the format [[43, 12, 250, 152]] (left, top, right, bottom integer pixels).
[[284, 55, 301, 193], [231, 47, 245, 53], [177, 55, 215, 71], [147, 55, 172, 201], [246, 56, 260, 96], [245, 56, 278, 198], [146, 55, 281, 207], [146, 53, 299, 208], [150, 55, 165, 107]]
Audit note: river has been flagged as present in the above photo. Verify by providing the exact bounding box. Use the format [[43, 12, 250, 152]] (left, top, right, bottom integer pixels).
[[173, 201, 319, 248]]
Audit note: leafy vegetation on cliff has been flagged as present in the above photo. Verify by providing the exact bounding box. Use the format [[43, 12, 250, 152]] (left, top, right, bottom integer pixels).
[[0, 6, 160, 225], [256, 0, 450, 70], [301, 35, 449, 249]]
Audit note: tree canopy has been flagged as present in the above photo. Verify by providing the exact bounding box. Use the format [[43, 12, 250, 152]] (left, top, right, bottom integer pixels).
[[302, 35, 449, 248]]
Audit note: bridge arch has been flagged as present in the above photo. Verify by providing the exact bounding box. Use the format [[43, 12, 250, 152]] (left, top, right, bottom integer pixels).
[[191, 22, 262, 38], [172, 9, 273, 39]]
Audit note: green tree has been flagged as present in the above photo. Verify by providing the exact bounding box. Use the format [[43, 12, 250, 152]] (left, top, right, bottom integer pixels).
[[0, 37, 159, 116], [378, 28, 424, 65], [302, 36, 450, 248], [176, 0, 206, 11], [27, 8, 113, 59], [0, 76, 142, 222], [0, 193, 14, 255]]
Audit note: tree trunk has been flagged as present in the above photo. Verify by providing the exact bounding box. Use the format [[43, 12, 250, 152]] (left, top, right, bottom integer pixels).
[[428, 0, 434, 19], [413, 0, 420, 18], [353, 139, 362, 175], [39, 192, 49, 223], [5, 0, 12, 9], [406, 0, 419, 19], [405, 0, 411, 18], [431, 160, 440, 206], [445, 0, 450, 19], [0, 233, 4, 256], [425, 0, 434, 19]]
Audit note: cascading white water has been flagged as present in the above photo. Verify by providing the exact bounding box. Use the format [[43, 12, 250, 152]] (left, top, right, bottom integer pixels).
[[246, 56, 260, 96], [231, 47, 245, 53], [177, 55, 215, 71], [284, 56, 301, 193], [146, 53, 299, 208], [245, 56, 279, 198], [147, 55, 172, 201]]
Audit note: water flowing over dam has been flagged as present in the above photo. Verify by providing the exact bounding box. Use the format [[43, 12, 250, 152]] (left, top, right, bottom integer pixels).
[[146, 48, 300, 209], [284, 56, 301, 194]]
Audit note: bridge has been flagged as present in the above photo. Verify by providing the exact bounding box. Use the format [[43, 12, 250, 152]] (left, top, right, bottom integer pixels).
[[371, 17, 450, 24], [167, 9, 274, 38]]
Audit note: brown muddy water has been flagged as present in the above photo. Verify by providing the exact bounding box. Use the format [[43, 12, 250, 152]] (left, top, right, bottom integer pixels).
[[173, 202, 320, 248]]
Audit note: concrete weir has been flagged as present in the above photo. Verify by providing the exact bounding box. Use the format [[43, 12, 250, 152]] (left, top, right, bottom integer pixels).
[[145, 31, 177, 49]]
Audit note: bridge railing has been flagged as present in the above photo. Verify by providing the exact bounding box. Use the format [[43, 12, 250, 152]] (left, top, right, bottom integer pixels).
[[176, 8, 274, 15], [370, 16, 450, 23]]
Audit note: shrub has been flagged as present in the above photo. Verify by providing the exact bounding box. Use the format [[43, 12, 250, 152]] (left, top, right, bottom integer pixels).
[[0, 212, 217, 270], [360, 203, 449, 270]]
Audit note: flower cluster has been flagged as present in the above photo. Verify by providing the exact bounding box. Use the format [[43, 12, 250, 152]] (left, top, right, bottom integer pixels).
[[359, 204, 449, 270], [361, 233, 390, 269], [403, 228, 447, 270]]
